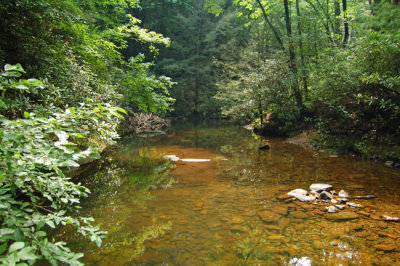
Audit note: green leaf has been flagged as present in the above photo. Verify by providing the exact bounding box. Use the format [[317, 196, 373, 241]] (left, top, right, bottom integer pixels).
[[0, 228, 15, 236], [17, 247, 38, 261], [70, 133, 85, 138], [46, 220, 55, 229], [9, 242, 25, 253], [23, 112, 30, 119], [14, 229, 24, 241], [0, 242, 7, 255], [5, 64, 25, 73], [59, 160, 80, 168]]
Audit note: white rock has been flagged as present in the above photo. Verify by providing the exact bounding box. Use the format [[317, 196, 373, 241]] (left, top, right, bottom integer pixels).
[[347, 202, 363, 208], [163, 155, 180, 162], [331, 199, 338, 204], [289, 257, 313, 266], [326, 206, 338, 213], [338, 189, 349, 198], [288, 189, 316, 202], [336, 205, 346, 210], [309, 183, 333, 193]]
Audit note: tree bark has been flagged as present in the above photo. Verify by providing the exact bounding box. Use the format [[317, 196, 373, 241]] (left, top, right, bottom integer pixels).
[[342, 0, 349, 46], [334, 0, 341, 35]]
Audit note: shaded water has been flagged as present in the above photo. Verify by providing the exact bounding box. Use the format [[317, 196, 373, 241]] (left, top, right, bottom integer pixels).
[[61, 121, 400, 265]]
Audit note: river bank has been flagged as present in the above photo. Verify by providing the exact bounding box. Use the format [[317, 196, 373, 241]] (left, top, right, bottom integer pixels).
[[284, 130, 400, 168]]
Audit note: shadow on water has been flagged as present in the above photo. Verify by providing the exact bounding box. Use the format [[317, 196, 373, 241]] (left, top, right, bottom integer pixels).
[[56, 120, 400, 265]]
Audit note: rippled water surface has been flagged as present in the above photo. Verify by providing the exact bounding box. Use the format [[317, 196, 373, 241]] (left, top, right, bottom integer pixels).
[[61, 121, 400, 265]]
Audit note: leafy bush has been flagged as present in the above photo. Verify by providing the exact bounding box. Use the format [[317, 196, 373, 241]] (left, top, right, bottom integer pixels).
[[0, 66, 126, 265]]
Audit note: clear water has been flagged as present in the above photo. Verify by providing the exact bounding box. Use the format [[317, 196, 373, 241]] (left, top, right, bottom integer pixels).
[[58, 120, 400, 265]]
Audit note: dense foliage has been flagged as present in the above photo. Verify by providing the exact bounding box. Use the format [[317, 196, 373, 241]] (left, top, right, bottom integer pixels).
[[203, 0, 400, 159], [0, 0, 174, 264]]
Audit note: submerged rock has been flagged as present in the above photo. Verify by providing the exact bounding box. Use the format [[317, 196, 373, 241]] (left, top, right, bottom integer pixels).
[[258, 211, 281, 223], [325, 211, 359, 221], [375, 244, 396, 252], [277, 193, 293, 201], [309, 184, 333, 193], [288, 189, 316, 202]]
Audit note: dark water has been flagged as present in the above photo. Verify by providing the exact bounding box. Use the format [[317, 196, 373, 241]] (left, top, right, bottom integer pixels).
[[60, 121, 400, 265]]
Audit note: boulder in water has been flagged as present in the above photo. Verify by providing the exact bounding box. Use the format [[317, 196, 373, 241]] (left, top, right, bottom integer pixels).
[[309, 184, 333, 193], [288, 189, 316, 202], [320, 191, 333, 200]]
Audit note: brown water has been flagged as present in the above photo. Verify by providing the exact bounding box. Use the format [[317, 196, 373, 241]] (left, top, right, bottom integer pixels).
[[61, 121, 400, 265]]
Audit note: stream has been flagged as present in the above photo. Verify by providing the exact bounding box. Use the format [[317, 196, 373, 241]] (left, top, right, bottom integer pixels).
[[59, 120, 400, 265]]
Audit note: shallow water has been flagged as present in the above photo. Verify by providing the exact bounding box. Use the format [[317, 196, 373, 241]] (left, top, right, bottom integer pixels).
[[61, 121, 400, 265]]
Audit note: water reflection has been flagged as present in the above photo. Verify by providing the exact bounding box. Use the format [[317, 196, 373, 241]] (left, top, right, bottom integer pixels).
[[60, 120, 400, 265]]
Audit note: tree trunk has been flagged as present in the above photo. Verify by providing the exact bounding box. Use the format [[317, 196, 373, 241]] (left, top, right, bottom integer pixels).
[[283, 0, 303, 110], [296, 0, 308, 96], [342, 0, 349, 46], [334, 0, 341, 35]]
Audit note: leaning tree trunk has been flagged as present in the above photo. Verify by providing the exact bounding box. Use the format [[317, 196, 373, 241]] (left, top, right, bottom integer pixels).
[[255, 0, 285, 51]]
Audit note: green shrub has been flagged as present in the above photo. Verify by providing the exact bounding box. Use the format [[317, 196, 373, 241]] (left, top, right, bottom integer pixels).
[[0, 65, 126, 265]]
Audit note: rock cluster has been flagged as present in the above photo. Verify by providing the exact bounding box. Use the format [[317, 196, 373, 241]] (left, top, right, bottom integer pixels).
[[281, 183, 378, 221]]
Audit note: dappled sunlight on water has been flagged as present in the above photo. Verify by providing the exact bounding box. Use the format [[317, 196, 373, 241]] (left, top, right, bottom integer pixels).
[[59, 121, 400, 265]]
